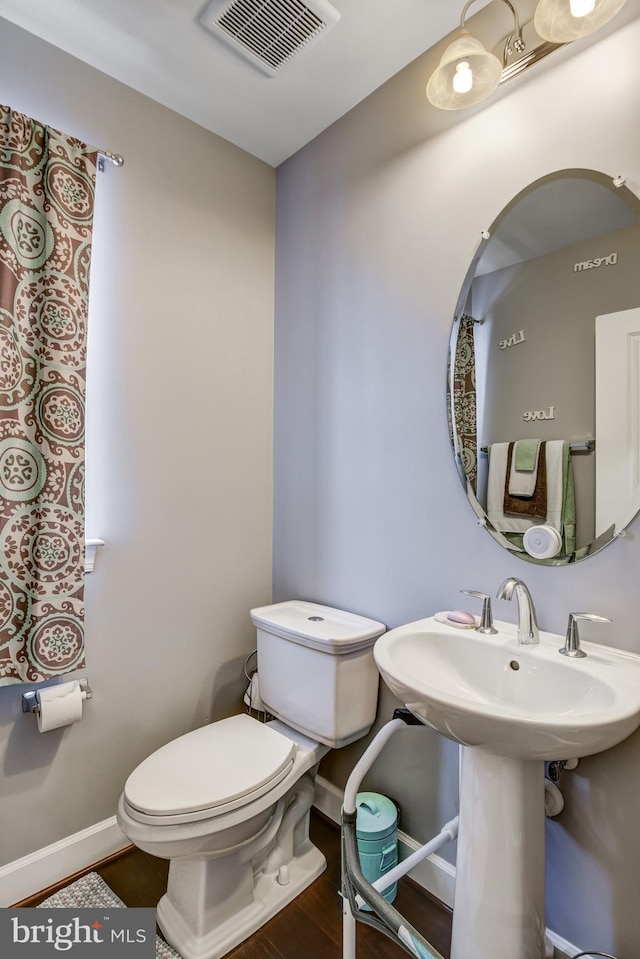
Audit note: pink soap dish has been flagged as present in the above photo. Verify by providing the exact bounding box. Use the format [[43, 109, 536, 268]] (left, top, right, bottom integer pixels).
[[434, 610, 479, 630]]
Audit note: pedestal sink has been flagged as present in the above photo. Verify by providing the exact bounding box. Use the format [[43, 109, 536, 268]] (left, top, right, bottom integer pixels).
[[373, 617, 640, 959]]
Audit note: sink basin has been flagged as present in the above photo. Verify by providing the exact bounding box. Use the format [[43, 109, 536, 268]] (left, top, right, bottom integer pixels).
[[374, 616, 640, 759]]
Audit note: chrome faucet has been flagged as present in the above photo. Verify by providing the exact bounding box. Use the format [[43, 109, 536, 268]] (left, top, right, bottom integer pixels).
[[496, 577, 539, 645]]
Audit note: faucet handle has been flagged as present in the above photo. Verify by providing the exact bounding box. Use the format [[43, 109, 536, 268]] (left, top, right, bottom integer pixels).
[[460, 590, 498, 634], [560, 612, 612, 658]]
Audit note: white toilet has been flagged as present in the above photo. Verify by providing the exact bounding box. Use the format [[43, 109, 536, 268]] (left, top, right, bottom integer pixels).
[[117, 600, 385, 959]]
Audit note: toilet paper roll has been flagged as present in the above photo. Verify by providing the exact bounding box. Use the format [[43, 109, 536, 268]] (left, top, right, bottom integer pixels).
[[523, 524, 563, 560], [36, 681, 84, 733]]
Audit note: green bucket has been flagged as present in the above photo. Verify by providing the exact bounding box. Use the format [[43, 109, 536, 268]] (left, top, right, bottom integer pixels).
[[355, 792, 398, 909]]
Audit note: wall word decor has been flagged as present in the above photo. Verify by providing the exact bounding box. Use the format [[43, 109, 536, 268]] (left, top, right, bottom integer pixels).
[[499, 329, 526, 350], [523, 406, 556, 422], [574, 252, 617, 272]]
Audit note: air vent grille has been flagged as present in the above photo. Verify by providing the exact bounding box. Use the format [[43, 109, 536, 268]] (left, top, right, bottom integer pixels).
[[200, 0, 340, 76]]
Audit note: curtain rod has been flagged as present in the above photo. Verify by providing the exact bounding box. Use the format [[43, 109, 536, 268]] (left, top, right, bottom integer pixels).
[[97, 150, 124, 172]]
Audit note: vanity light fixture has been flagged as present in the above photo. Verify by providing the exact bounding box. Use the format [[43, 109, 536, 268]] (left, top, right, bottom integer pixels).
[[534, 0, 628, 42], [426, 0, 523, 110], [427, 0, 628, 111]]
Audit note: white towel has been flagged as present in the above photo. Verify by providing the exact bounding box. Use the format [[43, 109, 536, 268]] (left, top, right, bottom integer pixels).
[[540, 440, 565, 535], [508, 440, 541, 497], [487, 441, 565, 535]]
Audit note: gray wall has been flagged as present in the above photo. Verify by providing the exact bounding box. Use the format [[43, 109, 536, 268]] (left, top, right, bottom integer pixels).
[[0, 20, 275, 865], [274, 14, 640, 956]]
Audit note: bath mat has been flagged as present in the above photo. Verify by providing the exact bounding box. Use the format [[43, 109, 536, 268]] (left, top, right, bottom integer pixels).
[[38, 871, 181, 959]]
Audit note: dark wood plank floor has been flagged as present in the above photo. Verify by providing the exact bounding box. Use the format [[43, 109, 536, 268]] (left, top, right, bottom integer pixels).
[[28, 812, 453, 959]]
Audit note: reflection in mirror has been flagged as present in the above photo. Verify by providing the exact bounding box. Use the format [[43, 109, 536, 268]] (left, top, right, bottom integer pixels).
[[448, 169, 640, 564]]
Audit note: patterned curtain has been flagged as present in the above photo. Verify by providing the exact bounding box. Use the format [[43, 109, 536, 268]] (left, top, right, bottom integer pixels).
[[450, 314, 478, 491], [0, 105, 97, 684]]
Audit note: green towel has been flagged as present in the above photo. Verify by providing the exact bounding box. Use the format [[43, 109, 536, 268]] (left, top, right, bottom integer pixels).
[[562, 441, 576, 555], [514, 438, 541, 471]]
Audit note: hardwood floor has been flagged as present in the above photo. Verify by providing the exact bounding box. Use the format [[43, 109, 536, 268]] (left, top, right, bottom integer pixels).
[[27, 812, 453, 959]]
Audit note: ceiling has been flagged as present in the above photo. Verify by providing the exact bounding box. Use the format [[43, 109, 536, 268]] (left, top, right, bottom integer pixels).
[[0, 0, 493, 166], [477, 177, 640, 275]]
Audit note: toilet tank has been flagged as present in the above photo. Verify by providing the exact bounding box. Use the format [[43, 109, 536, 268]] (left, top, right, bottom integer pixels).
[[250, 601, 386, 748]]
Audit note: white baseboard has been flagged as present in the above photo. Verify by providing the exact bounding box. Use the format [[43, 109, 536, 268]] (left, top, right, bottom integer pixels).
[[545, 928, 579, 959], [0, 816, 130, 907], [313, 776, 579, 959], [313, 774, 344, 823]]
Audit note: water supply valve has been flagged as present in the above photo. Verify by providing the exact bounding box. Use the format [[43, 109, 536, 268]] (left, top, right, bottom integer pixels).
[[547, 758, 579, 783]]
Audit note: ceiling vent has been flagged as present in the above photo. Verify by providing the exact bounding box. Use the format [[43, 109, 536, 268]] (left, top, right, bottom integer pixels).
[[200, 0, 341, 76]]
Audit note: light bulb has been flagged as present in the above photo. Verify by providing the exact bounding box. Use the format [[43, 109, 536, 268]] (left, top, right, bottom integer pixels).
[[452, 60, 473, 94], [569, 0, 596, 15]]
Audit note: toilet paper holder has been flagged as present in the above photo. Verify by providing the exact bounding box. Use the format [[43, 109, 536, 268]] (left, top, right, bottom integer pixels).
[[22, 678, 93, 715]]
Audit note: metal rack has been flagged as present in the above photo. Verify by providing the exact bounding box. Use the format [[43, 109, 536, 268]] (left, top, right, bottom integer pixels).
[[480, 439, 595, 455]]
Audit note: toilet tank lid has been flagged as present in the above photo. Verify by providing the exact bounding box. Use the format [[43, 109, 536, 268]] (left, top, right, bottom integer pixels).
[[250, 601, 386, 653]]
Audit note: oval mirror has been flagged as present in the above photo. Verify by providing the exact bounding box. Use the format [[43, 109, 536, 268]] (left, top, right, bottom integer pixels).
[[448, 168, 640, 564]]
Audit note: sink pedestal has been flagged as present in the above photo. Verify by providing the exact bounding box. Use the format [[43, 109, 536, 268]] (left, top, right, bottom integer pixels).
[[450, 747, 546, 959]]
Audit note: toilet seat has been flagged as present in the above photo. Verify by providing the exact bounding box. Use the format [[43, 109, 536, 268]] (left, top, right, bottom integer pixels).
[[124, 714, 297, 826]]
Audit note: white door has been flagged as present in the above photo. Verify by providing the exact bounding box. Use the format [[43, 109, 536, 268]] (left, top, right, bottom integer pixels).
[[595, 307, 640, 537]]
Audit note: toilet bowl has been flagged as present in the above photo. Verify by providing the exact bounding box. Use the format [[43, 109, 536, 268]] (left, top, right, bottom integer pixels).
[[118, 717, 328, 959], [117, 601, 385, 959]]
